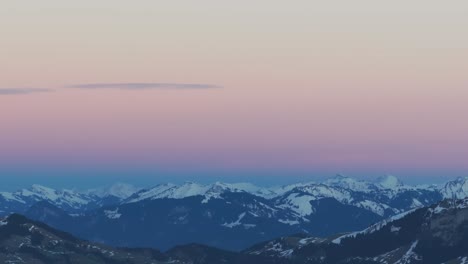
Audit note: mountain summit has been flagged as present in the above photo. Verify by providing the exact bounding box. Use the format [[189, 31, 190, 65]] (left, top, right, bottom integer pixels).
[[375, 175, 404, 189]]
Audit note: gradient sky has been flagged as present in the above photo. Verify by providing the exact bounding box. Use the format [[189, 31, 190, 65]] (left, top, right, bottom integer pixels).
[[1, 1, 468, 187]]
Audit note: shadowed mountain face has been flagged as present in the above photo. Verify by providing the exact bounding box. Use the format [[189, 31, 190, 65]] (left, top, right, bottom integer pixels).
[[0, 214, 284, 264], [0, 214, 168, 264], [4, 197, 468, 264], [23, 193, 383, 251], [244, 198, 468, 264]]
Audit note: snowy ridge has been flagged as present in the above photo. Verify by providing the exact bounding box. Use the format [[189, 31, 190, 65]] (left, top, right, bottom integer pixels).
[[1, 185, 94, 209], [396, 241, 421, 264], [23, 185, 91, 206], [354, 200, 392, 216], [440, 177, 468, 199], [246, 235, 325, 258], [0, 192, 26, 204], [332, 208, 419, 244], [333, 197, 468, 245], [0, 184, 139, 216], [126, 182, 213, 203], [125, 181, 275, 204], [372, 241, 422, 264], [246, 196, 468, 263], [276, 183, 390, 217], [426, 197, 468, 217], [275, 183, 355, 218]]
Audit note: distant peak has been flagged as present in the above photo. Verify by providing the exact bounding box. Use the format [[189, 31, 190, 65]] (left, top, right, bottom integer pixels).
[[212, 181, 227, 187], [334, 174, 349, 179], [30, 184, 55, 192], [88, 182, 140, 199], [109, 182, 132, 187], [376, 175, 403, 189], [182, 181, 197, 185], [208, 182, 229, 190], [324, 174, 360, 184], [440, 177, 468, 199], [453, 177, 468, 183]]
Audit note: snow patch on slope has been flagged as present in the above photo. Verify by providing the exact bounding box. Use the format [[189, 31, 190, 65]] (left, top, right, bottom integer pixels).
[[427, 198, 468, 217], [104, 208, 122, 219], [278, 193, 315, 217], [354, 200, 389, 216], [222, 212, 246, 228], [278, 219, 300, 225], [395, 240, 421, 264]]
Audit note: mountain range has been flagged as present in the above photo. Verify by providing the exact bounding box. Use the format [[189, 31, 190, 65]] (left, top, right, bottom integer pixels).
[[1, 175, 468, 251], [2, 197, 468, 263]]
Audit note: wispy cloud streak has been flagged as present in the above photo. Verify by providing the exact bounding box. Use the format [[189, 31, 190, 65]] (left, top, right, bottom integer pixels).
[[67, 83, 222, 90], [0, 88, 53, 95]]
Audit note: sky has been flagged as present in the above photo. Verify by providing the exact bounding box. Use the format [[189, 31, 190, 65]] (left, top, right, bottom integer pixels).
[[1, 1, 467, 189]]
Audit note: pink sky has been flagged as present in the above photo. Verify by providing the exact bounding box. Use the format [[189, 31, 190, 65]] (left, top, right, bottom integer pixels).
[[1, 1, 468, 178]]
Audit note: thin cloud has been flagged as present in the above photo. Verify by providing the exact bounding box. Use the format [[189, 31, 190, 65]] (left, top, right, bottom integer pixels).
[[67, 83, 222, 90], [0, 88, 53, 95]]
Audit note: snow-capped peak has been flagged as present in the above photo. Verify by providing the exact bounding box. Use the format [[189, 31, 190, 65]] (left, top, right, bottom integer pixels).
[[31, 184, 56, 193], [204, 182, 232, 198], [21, 184, 61, 201], [125, 182, 210, 203], [440, 177, 468, 199], [376, 175, 403, 189], [174, 182, 210, 197], [276, 184, 354, 218], [125, 183, 177, 203], [125, 182, 266, 204], [16, 185, 92, 207]]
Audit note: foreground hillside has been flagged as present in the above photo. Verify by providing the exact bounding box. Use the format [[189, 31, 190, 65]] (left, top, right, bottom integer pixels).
[[245, 198, 468, 264], [0, 214, 169, 264], [0, 214, 282, 264]]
